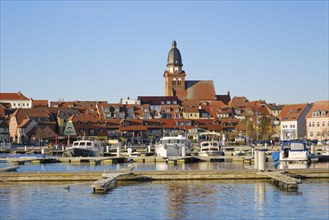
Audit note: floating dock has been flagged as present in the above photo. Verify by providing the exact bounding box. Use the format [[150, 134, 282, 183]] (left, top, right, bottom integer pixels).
[[90, 173, 125, 193], [260, 171, 302, 191], [1, 169, 328, 183], [90, 166, 135, 193]]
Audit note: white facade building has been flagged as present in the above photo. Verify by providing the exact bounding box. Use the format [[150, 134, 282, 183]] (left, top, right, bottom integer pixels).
[[0, 92, 32, 109]]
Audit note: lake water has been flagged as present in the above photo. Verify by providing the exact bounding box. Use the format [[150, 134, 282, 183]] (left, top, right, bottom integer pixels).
[[1, 154, 329, 219], [1, 180, 328, 220], [1, 153, 329, 172]]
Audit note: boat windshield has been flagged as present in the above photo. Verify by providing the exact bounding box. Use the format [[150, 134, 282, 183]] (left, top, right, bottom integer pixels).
[[160, 139, 185, 144], [290, 143, 305, 151], [73, 142, 80, 146]]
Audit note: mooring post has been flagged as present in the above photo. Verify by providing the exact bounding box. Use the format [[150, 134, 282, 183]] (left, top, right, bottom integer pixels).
[[128, 148, 132, 157], [182, 145, 186, 157], [258, 150, 265, 171], [116, 144, 121, 157], [311, 144, 315, 155], [254, 150, 259, 170]]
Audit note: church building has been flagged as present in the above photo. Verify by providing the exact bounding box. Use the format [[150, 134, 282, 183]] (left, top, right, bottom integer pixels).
[[163, 41, 229, 103]]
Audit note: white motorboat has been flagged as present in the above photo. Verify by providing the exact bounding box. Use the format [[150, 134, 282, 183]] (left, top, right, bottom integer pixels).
[[64, 140, 105, 157], [155, 135, 191, 157], [279, 140, 311, 163], [198, 132, 223, 157]]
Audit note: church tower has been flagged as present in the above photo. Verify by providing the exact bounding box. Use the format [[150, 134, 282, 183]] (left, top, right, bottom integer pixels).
[[164, 41, 186, 97]]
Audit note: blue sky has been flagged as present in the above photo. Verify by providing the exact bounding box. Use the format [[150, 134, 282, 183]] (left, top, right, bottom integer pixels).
[[1, 1, 328, 105]]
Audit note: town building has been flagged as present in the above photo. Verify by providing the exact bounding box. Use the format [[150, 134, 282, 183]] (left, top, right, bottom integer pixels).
[[278, 103, 311, 140], [163, 41, 229, 103], [0, 92, 32, 109], [306, 100, 329, 141], [9, 108, 57, 144]]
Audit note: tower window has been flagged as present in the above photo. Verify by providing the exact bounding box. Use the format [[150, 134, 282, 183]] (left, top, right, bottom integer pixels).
[[172, 78, 177, 86], [177, 78, 182, 86]]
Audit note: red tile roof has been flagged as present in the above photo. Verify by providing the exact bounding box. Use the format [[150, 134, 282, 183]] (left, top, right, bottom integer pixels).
[[306, 100, 329, 118], [229, 96, 250, 107], [279, 103, 310, 121], [32, 100, 48, 107], [185, 80, 217, 101], [0, 92, 30, 101]]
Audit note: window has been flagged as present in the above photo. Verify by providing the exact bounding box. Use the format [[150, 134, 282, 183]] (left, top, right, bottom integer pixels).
[[312, 122, 314, 127], [166, 101, 171, 104], [295, 108, 302, 113], [177, 78, 182, 86], [310, 132, 313, 137], [173, 101, 177, 104], [322, 121, 325, 126], [309, 122, 312, 127], [317, 122, 320, 127], [288, 108, 294, 114], [172, 78, 176, 86]]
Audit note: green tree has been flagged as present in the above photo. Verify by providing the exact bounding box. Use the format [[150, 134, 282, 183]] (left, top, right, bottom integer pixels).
[[258, 111, 272, 140]]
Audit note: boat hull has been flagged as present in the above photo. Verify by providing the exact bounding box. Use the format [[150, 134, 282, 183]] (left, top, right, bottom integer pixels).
[[156, 144, 190, 157], [198, 150, 223, 157], [64, 147, 98, 157]]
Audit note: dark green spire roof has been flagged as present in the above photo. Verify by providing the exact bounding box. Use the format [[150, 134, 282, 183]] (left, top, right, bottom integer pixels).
[[167, 40, 183, 67]]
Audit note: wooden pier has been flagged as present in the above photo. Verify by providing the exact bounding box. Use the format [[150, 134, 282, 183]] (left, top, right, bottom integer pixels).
[[0, 157, 58, 165], [0, 166, 19, 172], [90, 173, 125, 193], [90, 166, 135, 193], [260, 171, 302, 191], [167, 156, 200, 165], [0, 169, 328, 183]]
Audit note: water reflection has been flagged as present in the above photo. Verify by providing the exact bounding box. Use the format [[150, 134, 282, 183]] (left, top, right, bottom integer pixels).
[[254, 182, 266, 217], [165, 180, 219, 219]]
